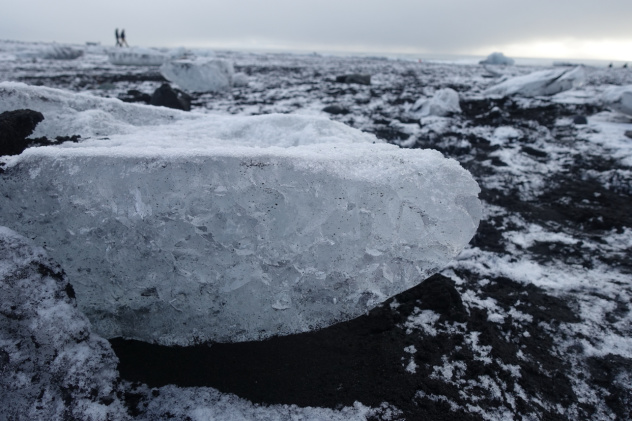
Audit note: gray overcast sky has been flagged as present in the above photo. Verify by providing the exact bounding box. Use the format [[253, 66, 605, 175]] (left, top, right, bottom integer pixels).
[[1, 0, 631, 60]]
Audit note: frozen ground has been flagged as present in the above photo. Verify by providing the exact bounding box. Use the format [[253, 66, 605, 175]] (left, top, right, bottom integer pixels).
[[1, 40, 632, 420]]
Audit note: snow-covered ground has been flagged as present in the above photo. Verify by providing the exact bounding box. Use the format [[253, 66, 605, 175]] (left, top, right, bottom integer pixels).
[[1, 40, 631, 420]]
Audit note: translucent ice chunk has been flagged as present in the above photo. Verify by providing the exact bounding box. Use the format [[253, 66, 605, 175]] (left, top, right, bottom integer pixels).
[[485, 66, 585, 97], [0, 83, 481, 345], [1, 142, 480, 345], [160, 58, 234, 92]]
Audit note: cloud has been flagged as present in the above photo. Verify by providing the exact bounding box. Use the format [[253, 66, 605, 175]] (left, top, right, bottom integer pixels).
[[1, 0, 631, 59]]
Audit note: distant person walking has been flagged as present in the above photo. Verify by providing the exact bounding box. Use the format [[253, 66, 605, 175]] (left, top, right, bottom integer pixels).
[[115, 28, 121, 47], [120, 29, 129, 47]]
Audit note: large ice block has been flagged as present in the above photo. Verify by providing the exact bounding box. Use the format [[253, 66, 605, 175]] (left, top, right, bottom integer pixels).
[[0, 83, 481, 345]]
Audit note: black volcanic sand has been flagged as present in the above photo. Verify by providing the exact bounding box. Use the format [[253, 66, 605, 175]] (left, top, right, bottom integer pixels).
[[112, 274, 578, 420]]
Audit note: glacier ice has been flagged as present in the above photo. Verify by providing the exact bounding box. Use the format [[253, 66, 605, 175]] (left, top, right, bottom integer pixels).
[[484, 66, 585, 97], [0, 227, 127, 420], [0, 83, 481, 345], [43, 44, 84, 60], [160, 58, 234, 92], [108, 47, 168, 66], [479, 52, 514, 66], [411, 88, 461, 117], [601, 85, 632, 116]]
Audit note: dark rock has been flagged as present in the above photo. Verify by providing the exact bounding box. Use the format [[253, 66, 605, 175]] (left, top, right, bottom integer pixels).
[[118, 89, 151, 104], [27, 134, 82, 149], [522, 145, 548, 158], [322, 105, 349, 115], [335, 74, 371, 85], [0, 109, 44, 156], [150, 84, 191, 111], [573, 115, 588, 125], [625, 130, 632, 139], [371, 126, 410, 142], [415, 274, 466, 322]]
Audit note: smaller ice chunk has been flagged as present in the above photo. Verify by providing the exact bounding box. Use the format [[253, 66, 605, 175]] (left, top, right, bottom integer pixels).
[[411, 88, 461, 117], [233, 72, 250, 87], [43, 44, 84, 60], [485, 66, 585, 97], [601, 85, 632, 116], [160, 58, 234, 92], [479, 52, 514, 66], [490, 126, 522, 146], [108, 47, 168, 66]]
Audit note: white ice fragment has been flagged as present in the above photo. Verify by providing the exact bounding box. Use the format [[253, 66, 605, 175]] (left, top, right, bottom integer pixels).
[[160, 58, 234, 92], [233, 72, 250, 87], [43, 44, 84, 60], [107, 46, 168, 66], [411, 88, 461, 117], [405, 309, 441, 336], [490, 126, 522, 146], [601, 85, 632, 116], [404, 345, 417, 354], [485, 66, 585, 97], [405, 359, 418, 374]]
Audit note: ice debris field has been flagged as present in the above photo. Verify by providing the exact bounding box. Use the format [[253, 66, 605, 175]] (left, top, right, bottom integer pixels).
[[1, 40, 632, 420]]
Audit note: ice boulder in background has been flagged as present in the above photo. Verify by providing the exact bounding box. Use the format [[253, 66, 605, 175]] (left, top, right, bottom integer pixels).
[[479, 52, 514, 65], [0, 84, 481, 346], [160, 58, 234, 92], [108, 46, 168, 66], [43, 44, 84, 60], [601, 85, 632, 116], [411, 88, 461, 117], [484, 66, 585, 97], [0, 227, 127, 420]]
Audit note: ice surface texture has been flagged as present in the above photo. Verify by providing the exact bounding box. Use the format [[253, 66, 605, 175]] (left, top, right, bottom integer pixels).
[[485, 66, 585, 97], [0, 84, 480, 345], [160, 58, 234, 92], [0, 227, 127, 420]]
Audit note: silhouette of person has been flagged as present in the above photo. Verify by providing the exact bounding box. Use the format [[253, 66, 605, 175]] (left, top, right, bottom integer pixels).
[[115, 28, 121, 47], [120, 29, 129, 47]]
